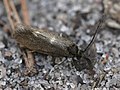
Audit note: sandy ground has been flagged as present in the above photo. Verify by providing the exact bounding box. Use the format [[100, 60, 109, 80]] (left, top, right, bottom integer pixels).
[[0, 0, 120, 90]]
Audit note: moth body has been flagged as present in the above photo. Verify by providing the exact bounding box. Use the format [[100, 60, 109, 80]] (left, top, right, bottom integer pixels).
[[13, 24, 79, 57]]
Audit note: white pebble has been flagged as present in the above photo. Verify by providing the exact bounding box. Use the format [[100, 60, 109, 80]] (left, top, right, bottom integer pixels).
[[0, 42, 5, 49], [0, 65, 6, 79]]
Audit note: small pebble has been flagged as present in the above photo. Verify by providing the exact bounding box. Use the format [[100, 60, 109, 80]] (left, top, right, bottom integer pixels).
[[69, 83, 76, 88], [0, 42, 5, 49], [103, 87, 107, 90], [0, 80, 6, 86], [0, 65, 6, 79], [3, 50, 13, 60]]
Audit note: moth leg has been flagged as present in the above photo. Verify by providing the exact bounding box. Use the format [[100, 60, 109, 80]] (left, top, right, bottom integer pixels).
[[82, 56, 94, 70], [44, 57, 67, 78], [72, 57, 87, 71], [51, 57, 63, 66], [51, 57, 56, 66], [23, 49, 38, 76]]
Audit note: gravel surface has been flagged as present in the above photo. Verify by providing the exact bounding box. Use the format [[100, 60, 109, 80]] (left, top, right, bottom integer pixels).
[[0, 0, 120, 90]]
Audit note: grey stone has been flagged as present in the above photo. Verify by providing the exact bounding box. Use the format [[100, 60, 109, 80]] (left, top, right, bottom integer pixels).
[[0, 65, 6, 79], [0, 42, 5, 49]]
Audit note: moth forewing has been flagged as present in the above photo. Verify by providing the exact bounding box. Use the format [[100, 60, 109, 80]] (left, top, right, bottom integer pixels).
[[14, 24, 78, 57]]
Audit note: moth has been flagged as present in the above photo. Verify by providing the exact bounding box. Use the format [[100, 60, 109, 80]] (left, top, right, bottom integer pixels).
[[13, 14, 105, 71]]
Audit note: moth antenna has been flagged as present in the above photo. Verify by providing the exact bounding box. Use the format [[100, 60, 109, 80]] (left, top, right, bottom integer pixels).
[[83, 14, 106, 53]]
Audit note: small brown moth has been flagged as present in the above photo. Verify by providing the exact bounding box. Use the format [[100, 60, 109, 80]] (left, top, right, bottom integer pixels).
[[13, 14, 105, 70]]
